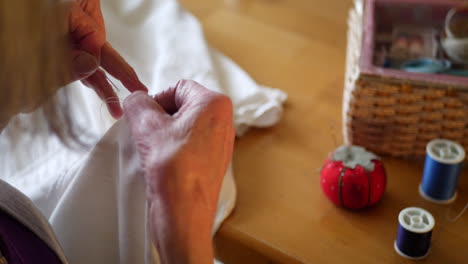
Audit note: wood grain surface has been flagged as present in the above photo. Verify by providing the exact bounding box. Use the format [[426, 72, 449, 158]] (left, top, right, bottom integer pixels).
[[179, 1, 468, 263]]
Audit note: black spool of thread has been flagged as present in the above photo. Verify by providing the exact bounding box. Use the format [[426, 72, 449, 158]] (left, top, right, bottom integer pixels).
[[394, 207, 435, 260]]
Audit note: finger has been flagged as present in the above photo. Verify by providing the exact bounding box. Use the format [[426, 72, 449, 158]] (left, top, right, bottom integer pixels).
[[101, 42, 148, 93], [123, 91, 170, 137], [77, 0, 105, 29], [70, 50, 99, 82], [82, 69, 123, 118], [153, 86, 178, 115], [69, 2, 104, 58], [169, 80, 229, 117], [153, 80, 203, 115], [153, 80, 205, 116]]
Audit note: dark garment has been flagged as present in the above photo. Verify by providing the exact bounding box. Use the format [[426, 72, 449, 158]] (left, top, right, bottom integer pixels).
[[0, 209, 62, 264]]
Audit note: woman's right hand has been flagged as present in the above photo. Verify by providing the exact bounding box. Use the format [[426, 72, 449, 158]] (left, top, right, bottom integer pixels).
[[123, 80, 235, 264], [69, 0, 148, 118]]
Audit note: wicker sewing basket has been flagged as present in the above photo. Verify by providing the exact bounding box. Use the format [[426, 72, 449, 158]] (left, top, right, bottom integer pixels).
[[344, 0, 468, 158]]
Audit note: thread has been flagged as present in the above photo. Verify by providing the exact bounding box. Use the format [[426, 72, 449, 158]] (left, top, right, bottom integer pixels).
[[106, 75, 120, 92], [100, 97, 124, 122], [446, 202, 468, 222], [419, 139, 465, 204], [329, 120, 339, 149], [394, 207, 435, 260]]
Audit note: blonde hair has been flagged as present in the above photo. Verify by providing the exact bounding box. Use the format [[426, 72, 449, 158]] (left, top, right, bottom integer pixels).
[[1, 0, 86, 147]]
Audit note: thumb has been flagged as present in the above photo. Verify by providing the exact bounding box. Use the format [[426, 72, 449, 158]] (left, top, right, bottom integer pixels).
[[71, 50, 99, 81], [123, 91, 171, 139]]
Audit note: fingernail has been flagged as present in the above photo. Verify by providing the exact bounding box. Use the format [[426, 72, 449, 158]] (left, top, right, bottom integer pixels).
[[74, 53, 99, 76]]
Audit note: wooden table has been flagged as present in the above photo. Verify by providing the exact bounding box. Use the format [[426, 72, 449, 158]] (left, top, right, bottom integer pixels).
[[180, 1, 468, 263]]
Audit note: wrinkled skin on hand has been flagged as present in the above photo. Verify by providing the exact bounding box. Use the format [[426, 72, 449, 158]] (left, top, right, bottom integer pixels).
[[69, 0, 147, 118], [124, 80, 235, 263]]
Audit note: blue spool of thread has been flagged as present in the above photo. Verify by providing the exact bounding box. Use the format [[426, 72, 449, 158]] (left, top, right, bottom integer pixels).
[[420, 139, 465, 204], [394, 207, 435, 259]]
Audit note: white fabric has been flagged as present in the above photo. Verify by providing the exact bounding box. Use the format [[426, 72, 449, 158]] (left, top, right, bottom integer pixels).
[[0, 0, 287, 263], [103, 0, 287, 136]]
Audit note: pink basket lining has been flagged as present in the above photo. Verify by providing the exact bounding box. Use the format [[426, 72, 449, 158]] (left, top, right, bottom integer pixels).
[[360, 0, 467, 88]]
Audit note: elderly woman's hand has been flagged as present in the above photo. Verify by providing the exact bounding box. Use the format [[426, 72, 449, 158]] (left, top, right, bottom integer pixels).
[[69, 0, 148, 118], [124, 80, 235, 264]]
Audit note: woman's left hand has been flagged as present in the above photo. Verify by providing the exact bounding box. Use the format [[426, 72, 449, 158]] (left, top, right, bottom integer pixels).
[[69, 0, 148, 118], [124, 80, 235, 263]]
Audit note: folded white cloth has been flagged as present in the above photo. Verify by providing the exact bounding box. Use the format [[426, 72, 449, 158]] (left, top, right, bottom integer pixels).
[[103, 0, 287, 136], [0, 0, 286, 263]]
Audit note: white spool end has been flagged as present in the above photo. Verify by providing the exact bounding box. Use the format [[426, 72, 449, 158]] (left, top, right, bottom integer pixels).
[[398, 207, 435, 233], [419, 184, 457, 204], [426, 139, 465, 165]]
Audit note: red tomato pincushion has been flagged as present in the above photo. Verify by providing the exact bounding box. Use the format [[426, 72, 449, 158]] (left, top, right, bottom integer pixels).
[[320, 145, 386, 209]]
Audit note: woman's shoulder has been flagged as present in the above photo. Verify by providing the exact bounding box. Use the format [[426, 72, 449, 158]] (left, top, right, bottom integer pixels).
[[0, 179, 68, 264]]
